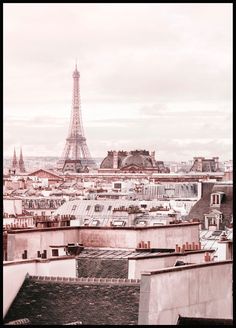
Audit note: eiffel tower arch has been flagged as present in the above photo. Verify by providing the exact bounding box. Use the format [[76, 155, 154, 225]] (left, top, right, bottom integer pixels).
[[57, 65, 96, 172]]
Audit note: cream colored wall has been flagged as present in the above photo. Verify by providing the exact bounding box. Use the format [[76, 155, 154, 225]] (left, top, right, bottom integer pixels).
[[3, 262, 36, 319], [3, 257, 77, 318], [35, 258, 76, 277], [138, 224, 199, 249], [7, 228, 80, 261], [78, 228, 138, 248], [78, 224, 199, 249], [138, 261, 233, 325], [7, 224, 200, 261], [128, 252, 208, 279]]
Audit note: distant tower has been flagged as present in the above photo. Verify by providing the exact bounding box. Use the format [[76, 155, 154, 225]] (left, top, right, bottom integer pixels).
[[19, 148, 26, 172], [57, 64, 96, 172], [12, 148, 18, 170]]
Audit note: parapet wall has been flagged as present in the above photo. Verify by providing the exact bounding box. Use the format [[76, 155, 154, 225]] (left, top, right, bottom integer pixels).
[[3, 257, 76, 318], [78, 223, 200, 249], [138, 260, 233, 325], [7, 227, 79, 261], [6, 223, 200, 261], [128, 250, 214, 279]]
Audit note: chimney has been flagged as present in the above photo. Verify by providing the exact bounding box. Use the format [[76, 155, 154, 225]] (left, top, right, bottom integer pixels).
[[217, 236, 232, 261], [175, 244, 181, 253], [42, 250, 47, 259], [220, 231, 228, 241], [204, 252, 211, 262]]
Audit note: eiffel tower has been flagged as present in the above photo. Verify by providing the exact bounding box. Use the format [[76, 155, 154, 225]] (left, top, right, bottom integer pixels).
[[57, 64, 96, 172]]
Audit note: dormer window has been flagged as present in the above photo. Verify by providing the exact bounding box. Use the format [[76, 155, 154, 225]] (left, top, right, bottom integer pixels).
[[211, 193, 220, 205], [210, 192, 225, 207], [94, 204, 103, 212]]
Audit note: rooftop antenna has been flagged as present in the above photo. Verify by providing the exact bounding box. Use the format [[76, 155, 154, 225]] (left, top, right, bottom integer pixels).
[[75, 57, 78, 70]]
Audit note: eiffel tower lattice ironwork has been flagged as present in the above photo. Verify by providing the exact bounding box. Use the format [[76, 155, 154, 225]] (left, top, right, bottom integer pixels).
[[57, 64, 96, 171]]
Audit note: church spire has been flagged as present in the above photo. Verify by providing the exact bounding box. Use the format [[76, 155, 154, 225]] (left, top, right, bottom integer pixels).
[[12, 147, 18, 169], [19, 147, 26, 172]]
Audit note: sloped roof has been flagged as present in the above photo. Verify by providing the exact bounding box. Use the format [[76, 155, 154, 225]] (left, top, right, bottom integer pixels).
[[188, 182, 232, 228], [4, 276, 140, 325], [28, 169, 63, 180]]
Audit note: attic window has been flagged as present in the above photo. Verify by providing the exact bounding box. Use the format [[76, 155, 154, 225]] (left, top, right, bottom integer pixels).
[[95, 204, 103, 212], [72, 205, 77, 210], [211, 192, 224, 206], [112, 220, 126, 226], [92, 220, 99, 226], [86, 205, 91, 211], [84, 218, 89, 226], [211, 194, 220, 205], [108, 205, 112, 211], [138, 221, 146, 225], [140, 204, 147, 208]]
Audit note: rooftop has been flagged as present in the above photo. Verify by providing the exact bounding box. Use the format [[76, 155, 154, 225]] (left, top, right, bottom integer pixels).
[[4, 275, 140, 325]]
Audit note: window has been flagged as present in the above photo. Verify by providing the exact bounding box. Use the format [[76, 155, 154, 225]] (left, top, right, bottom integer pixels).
[[95, 205, 103, 212], [140, 204, 147, 208], [92, 220, 99, 226], [211, 193, 220, 206], [211, 218, 216, 225], [84, 218, 89, 225], [112, 220, 126, 226], [52, 249, 59, 256], [138, 221, 146, 225], [72, 205, 77, 210], [108, 205, 112, 211], [86, 205, 91, 211]]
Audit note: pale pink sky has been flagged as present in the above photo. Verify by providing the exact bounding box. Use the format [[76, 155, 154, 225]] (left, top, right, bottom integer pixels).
[[4, 3, 232, 161]]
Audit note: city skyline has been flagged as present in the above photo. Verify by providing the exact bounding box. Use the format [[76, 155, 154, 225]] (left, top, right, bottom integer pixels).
[[4, 3, 232, 161]]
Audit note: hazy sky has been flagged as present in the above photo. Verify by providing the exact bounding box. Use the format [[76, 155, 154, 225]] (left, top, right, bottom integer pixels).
[[4, 3, 232, 161]]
